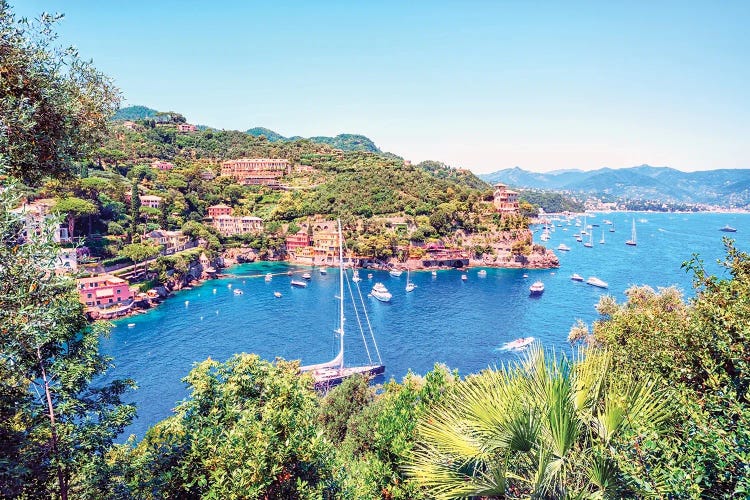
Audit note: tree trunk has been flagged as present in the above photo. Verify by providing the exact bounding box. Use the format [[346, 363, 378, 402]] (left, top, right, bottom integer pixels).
[[37, 348, 68, 500]]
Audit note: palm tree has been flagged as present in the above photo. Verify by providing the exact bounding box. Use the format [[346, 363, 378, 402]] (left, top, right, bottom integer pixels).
[[405, 345, 671, 498]]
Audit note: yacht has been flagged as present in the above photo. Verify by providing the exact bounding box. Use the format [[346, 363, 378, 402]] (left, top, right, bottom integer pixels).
[[302, 272, 312, 280], [461, 274, 468, 281], [586, 276, 608, 288], [720, 225, 737, 232], [557, 243, 571, 251], [431, 270, 437, 277], [291, 279, 307, 288], [529, 281, 545, 295], [389, 269, 403, 277], [571, 273, 584, 282], [477, 269, 487, 277], [626, 218, 637, 246], [371, 283, 392, 302]]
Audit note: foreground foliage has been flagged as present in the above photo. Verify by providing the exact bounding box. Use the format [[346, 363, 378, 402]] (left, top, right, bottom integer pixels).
[[405, 346, 671, 498], [571, 239, 750, 497], [0, 188, 135, 499]]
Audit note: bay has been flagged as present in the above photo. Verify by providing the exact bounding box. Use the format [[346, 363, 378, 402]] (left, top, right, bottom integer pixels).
[[103, 212, 750, 439]]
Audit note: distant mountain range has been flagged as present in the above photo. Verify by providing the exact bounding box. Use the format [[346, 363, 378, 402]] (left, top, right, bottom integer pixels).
[[480, 165, 750, 207]]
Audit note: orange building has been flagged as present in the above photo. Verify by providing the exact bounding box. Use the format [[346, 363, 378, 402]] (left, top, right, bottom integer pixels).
[[221, 158, 290, 186], [208, 203, 233, 218]]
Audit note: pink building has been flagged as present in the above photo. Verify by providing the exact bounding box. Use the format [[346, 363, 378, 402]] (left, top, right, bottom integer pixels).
[[177, 123, 197, 132], [77, 275, 134, 308], [285, 231, 310, 251], [208, 204, 233, 218], [221, 158, 290, 186], [493, 183, 519, 213], [152, 160, 175, 170]]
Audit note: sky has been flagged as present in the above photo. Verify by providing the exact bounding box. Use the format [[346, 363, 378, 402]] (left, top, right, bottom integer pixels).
[[12, 1, 750, 174]]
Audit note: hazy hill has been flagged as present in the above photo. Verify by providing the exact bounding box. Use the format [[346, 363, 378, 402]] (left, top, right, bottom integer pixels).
[[246, 127, 382, 153], [481, 165, 750, 207], [112, 105, 158, 121]]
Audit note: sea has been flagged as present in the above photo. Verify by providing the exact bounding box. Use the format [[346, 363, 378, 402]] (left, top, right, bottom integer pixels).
[[102, 212, 750, 439]]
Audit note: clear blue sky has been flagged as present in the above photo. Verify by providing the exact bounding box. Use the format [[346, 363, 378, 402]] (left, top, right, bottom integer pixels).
[[13, 1, 750, 173]]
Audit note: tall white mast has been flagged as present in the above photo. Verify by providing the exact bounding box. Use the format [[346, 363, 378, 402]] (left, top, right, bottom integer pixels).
[[337, 219, 345, 371]]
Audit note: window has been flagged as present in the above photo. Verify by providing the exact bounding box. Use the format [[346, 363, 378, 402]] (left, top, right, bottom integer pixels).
[[87, 293, 92, 298]]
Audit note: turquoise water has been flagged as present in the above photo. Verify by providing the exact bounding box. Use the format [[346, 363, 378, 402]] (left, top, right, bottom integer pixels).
[[103, 212, 750, 439]]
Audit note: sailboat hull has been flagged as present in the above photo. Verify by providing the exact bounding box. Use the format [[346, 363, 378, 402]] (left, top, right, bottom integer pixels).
[[308, 364, 385, 390]]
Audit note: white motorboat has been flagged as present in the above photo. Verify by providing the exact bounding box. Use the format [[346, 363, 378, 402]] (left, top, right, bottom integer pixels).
[[320, 267, 328, 275], [478, 269, 487, 277], [571, 273, 584, 282], [291, 279, 307, 288], [461, 274, 468, 281], [389, 269, 403, 277], [371, 282, 392, 302], [302, 272, 312, 280], [557, 243, 571, 251], [586, 276, 608, 288], [529, 281, 545, 295], [274, 291, 282, 298], [233, 289, 244, 295], [499, 337, 535, 351]]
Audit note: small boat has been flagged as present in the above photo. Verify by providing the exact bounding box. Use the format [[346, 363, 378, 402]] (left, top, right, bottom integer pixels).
[[720, 225, 737, 232], [583, 231, 593, 248], [302, 272, 312, 280], [626, 218, 637, 246], [367, 273, 373, 279], [575, 236, 583, 242], [571, 273, 584, 282], [265, 273, 273, 282], [405, 268, 417, 292], [389, 269, 403, 277], [586, 276, 608, 288], [233, 289, 243, 295], [184, 300, 189, 306], [522, 273, 529, 278], [227, 283, 232, 288], [352, 270, 361, 283], [127, 323, 135, 328], [291, 279, 307, 288], [274, 291, 282, 298], [500, 337, 535, 351], [557, 243, 571, 251], [599, 230, 605, 244], [461, 274, 468, 281], [529, 281, 545, 295], [609, 222, 615, 233], [371, 283, 392, 302], [320, 267, 328, 275], [478, 269, 487, 277], [431, 270, 437, 277]]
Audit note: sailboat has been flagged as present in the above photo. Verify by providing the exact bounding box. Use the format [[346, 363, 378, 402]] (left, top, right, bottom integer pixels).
[[405, 267, 416, 292], [609, 221, 615, 233], [583, 230, 593, 248], [300, 220, 385, 389], [626, 218, 637, 246], [599, 230, 605, 244]]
